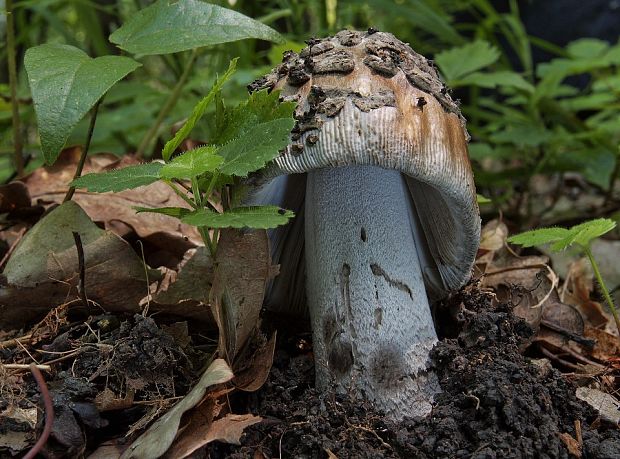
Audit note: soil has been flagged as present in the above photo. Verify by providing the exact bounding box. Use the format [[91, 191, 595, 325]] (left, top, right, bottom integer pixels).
[[3, 286, 619, 458], [212, 288, 620, 459]]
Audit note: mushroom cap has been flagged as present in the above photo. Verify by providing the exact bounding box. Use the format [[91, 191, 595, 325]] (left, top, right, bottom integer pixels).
[[249, 29, 481, 298]]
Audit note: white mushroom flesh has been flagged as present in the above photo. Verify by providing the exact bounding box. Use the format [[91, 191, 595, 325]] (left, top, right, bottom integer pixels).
[[305, 165, 440, 418]]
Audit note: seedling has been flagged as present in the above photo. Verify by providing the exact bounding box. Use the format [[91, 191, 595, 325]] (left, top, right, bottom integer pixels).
[[508, 218, 620, 335], [72, 59, 296, 258]]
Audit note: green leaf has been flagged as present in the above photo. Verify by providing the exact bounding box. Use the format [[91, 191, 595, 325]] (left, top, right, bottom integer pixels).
[[508, 227, 570, 248], [109, 0, 283, 56], [134, 206, 192, 218], [71, 162, 163, 192], [435, 40, 500, 82], [567, 38, 609, 59], [453, 71, 534, 92], [218, 118, 295, 176], [161, 59, 237, 161], [160, 146, 223, 180], [24, 44, 140, 164], [182, 206, 294, 229], [213, 89, 296, 145], [476, 194, 491, 204], [566, 219, 617, 248], [509, 219, 617, 252]]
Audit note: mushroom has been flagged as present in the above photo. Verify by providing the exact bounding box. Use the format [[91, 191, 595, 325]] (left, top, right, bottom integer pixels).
[[246, 29, 480, 419]]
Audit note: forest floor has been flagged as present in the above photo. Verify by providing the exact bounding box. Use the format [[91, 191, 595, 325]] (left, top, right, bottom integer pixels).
[[1, 152, 619, 458]]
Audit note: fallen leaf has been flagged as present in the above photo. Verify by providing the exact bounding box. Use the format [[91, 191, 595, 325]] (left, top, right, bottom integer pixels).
[[559, 432, 582, 458], [22, 149, 201, 265], [0, 201, 160, 328], [233, 331, 277, 392], [583, 327, 620, 362], [95, 388, 135, 412], [120, 359, 233, 459], [575, 387, 620, 424], [169, 413, 262, 458], [212, 229, 275, 361], [151, 247, 214, 322]]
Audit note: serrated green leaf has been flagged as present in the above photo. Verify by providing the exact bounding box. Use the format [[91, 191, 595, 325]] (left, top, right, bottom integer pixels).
[[217, 118, 295, 176], [160, 146, 223, 180], [182, 206, 294, 229], [453, 71, 534, 92], [568, 219, 617, 248], [109, 0, 283, 56], [435, 40, 500, 82], [24, 44, 140, 164], [567, 38, 609, 59], [134, 206, 192, 218], [71, 162, 163, 192], [507, 227, 570, 247], [161, 59, 237, 161], [213, 89, 296, 145]]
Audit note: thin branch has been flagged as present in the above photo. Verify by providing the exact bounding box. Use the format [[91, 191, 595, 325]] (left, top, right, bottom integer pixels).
[[64, 98, 102, 202], [72, 232, 89, 311]]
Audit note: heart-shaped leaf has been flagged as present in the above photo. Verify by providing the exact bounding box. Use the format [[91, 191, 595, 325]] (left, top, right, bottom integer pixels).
[[24, 44, 140, 164], [109, 0, 283, 56]]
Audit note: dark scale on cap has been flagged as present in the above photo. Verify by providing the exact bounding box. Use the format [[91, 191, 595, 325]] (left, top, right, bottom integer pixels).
[[287, 59, 311, 86], [309, 49, 355, 74], [306, 133, 320, 145], [363, 54, 398, 77], [416, 97, 427, 110], [335, 30, 363, 46], [290, 143, 305, 156], [300, 40, 335, 58]]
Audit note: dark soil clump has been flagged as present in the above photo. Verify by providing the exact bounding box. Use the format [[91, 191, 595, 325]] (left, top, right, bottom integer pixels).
[[216, 291, 620, 458]]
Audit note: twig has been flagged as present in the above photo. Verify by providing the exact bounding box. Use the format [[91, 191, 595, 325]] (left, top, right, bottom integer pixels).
[[72, 232, 89, 310], [2, 363, 51, 371], [64, 98, 102, 202], [6, 0, 24, 176], [23, 364, 54, 459], [0, 333, 32, 349], [540, 319, 596, 348], [574, 420, 583, 452]]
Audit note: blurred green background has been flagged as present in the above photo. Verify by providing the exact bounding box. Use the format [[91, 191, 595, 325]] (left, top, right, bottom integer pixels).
[[2, 0, 620, 227]]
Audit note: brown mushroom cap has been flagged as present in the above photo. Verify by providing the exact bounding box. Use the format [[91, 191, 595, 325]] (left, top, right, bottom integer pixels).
[[249, 29, 480, 298]]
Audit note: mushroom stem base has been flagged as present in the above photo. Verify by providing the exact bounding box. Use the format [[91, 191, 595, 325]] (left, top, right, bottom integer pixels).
[[305, 165, 440, 419]]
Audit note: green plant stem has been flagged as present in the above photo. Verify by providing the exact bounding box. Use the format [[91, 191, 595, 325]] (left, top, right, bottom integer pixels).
[[6, 0, 24, 177], [584, 246, 620, 336], [199, 227, 217, 259], [135, 48, 198, 158], [165, 181, 197, 209], [64, 99, 102, 202]]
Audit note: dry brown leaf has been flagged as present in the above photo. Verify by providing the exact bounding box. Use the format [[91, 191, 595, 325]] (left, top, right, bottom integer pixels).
[[22, 149, 201, 264], [151, 247, 215, 323], [583, 327, 620, 362], [0, 201, 159, 328], [95, 388, 135, 412], [559, 432, 582, 458], [212, 229, 275, 361], [169, 413, 262, 458], [479, 219, 508, 252], [575, 387, 620, 424], [233, 331, 277, 392]]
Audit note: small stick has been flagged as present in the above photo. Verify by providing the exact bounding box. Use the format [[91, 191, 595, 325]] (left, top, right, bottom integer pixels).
[[2, 364, 51, 371], [72, 232, 89, 311], [23, 364, 54, 459], [574, 420, 583, 451], [0, 333, 33, 349]]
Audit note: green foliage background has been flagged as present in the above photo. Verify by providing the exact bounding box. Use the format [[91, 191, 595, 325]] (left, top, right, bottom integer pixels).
[[1, 0, 619, 229]]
